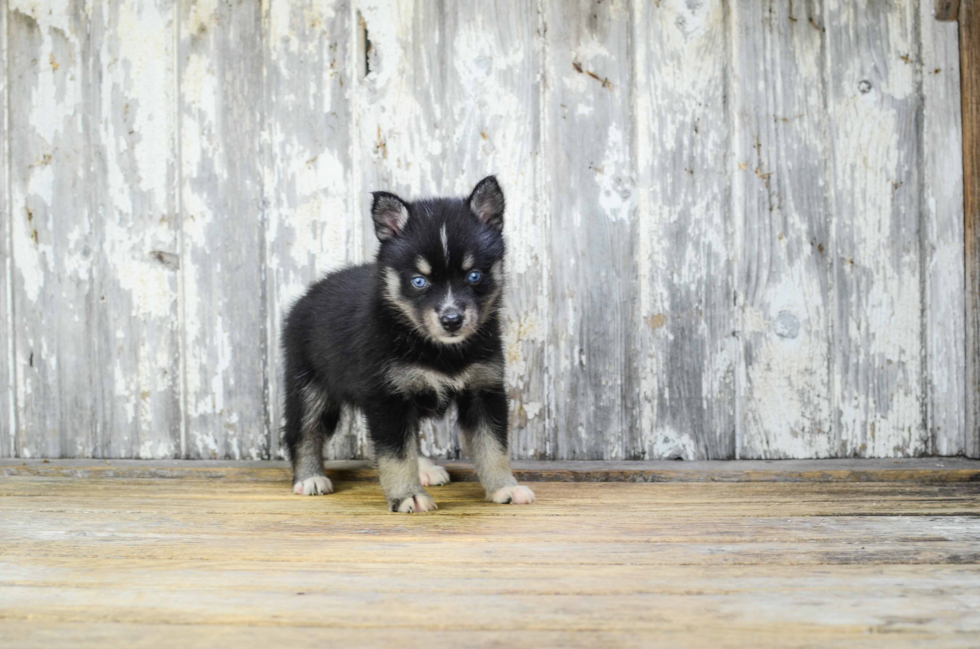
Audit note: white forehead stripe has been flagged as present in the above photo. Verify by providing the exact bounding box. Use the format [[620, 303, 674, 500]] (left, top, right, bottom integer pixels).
[[416, 256, 432, 275], [441, 286, 457, 311], [462, 253, 475, 271], [440, 223, 449, 266]]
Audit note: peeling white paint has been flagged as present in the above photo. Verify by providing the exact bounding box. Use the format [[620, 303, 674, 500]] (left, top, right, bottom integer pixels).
[[2, 0, 967, 461]]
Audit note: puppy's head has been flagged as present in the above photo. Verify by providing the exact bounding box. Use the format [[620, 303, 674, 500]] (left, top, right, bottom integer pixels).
[[373, 176, 506, 345]]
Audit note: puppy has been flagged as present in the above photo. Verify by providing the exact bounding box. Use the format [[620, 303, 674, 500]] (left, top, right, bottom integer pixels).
[[281, 176, 536, 513]]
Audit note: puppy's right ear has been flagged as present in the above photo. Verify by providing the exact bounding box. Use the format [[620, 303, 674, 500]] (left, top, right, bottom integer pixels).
[[371, 192, 410, 241]]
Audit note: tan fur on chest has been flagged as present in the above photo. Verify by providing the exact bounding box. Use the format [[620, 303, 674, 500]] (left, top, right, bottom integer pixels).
[[385, 362, 503, 398]]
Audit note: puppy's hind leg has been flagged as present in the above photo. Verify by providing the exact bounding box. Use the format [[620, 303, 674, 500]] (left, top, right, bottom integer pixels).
[[284, 381, 340, 496]]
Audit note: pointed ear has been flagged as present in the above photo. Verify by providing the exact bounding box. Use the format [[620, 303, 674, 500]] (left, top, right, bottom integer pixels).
[[371, 191, 410, 241], [468, 175, 505, 231]]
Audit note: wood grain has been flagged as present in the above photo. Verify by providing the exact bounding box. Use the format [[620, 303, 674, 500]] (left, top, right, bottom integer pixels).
[[631, 0, 735, 460], [261, 0, 357, 461], [1, 471, 979, 647], [545, 0, 635, 460], [178, 0, 268, 459], [964, 0, 980, 459], [732, 0, 834, 458], [922, 0, 966, 455], [0, 0, 11, 459], [828, 0, 926, 457], [8, 2, 95, 458], [90, 0, 181, 459], [4, 458, 980, 484], [6, 1, 179, 458]]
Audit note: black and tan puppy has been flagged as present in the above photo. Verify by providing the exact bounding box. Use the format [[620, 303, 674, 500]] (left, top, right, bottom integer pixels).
[[281, 176, 535, 512]]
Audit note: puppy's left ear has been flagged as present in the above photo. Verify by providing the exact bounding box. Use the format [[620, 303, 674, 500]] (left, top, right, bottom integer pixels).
[[468, 175, 505, 231]]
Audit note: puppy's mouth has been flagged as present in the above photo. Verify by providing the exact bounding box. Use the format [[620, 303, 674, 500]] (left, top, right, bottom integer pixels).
[[430, 327, 468, 344]]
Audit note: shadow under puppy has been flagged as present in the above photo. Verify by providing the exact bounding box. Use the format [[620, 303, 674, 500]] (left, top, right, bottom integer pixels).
[[282, 176, 536, 512]]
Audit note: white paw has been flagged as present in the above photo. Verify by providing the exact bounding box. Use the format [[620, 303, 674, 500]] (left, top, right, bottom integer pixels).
[[293, 475, 333, 496], [418, 458, 450, 487], [491, 485, 536, 505], [392, 493, 438, 513]]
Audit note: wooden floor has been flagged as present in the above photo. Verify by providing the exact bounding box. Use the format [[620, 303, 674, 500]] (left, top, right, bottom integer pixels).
[[1, 460, 979, 648]]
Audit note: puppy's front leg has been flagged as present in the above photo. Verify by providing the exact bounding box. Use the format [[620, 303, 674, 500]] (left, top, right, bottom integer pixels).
[[458, 387, 535, 505], [366, 404, 436, 513]]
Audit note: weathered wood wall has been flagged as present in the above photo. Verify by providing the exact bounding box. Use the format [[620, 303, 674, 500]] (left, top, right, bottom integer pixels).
[[0, 0, 969, 460]]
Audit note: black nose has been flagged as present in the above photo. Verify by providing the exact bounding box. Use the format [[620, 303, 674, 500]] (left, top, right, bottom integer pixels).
[[440, 313, 463, 333]]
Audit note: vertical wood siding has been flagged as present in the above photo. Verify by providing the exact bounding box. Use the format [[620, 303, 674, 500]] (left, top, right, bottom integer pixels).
[[631, 0, 735, 460], [829, 0, 926, 457], [0, 0, 10, 458], [179, 0, 267, 459], [732, 0, 835, 459], [921, 0, 965, 455], [0, 0, 968, 460], [544, 0, 635, 460]]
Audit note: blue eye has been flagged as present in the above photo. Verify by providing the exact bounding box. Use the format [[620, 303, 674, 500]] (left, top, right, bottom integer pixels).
[[411, 276, 428, 289], [467, 270, 483, 284]]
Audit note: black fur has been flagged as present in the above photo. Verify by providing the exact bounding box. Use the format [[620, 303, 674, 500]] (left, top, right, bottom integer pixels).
[[282, 177, 515, 507]]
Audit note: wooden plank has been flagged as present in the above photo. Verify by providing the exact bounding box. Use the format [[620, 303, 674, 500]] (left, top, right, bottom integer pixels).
[[964, 0, 980, 458], [0, 0, 11, 459], [179, 0, 268, 459], [731, 0, 834, 458], [7, 1, 179, 459], [4, 479, 979, 519], [544, 0, 634, 459], [17, 624, 951, 649], [1, 477, 979, 646], [262, 0, 357, 461], [4, 458, 979, 483], [355, 0, 544, 459], [630, 1, 735, 460], [828, 1, 926, 457], [13, 623, 954, 649], [8, 2, 91, 458], [921, 0, 966, 455], [7, 2, 102, 458], [89, 0, 181, 458]]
